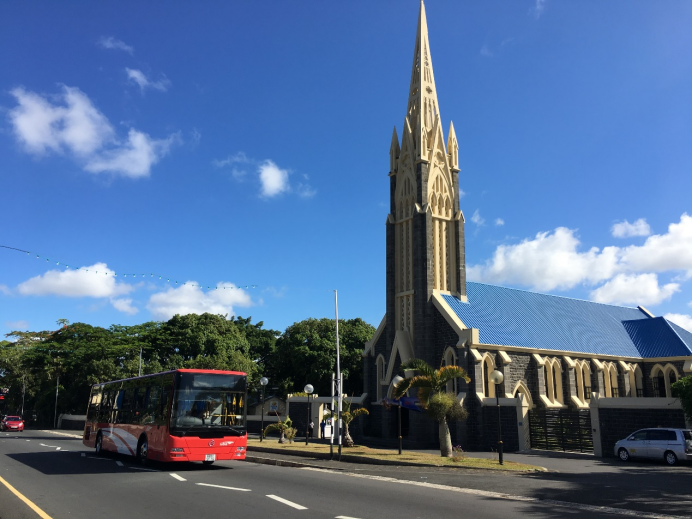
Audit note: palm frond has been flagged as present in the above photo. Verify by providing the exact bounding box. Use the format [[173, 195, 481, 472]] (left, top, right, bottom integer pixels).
[[438, 365, 470, 384], [400, 358, 436, 378]]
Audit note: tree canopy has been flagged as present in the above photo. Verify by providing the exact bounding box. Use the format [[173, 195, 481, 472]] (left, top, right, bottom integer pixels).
[[0, 313, 375, 427]]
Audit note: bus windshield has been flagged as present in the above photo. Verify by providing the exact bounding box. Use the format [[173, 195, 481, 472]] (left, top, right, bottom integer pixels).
[[170, 372, 246, 437]]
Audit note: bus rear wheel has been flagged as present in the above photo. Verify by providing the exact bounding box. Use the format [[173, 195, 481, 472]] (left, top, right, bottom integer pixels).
[[136, 436, 148, 465]]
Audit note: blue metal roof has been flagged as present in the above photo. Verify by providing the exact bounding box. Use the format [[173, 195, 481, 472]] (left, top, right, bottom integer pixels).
[[441, 283, 691, 358], [622, 318, 693, 358]]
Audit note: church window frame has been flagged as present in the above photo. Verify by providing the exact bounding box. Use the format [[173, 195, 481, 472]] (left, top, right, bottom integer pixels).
[[443, 347, 457, 394], [482, 353, 496, 398], [375, 355, 386, 401]]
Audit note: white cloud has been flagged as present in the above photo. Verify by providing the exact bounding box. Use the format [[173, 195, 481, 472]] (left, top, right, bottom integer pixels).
[[111, 298, 138, 315], [213, 152, 250, 168], [0, 285, 11, 295], [8, 86, 178, 178], [480, 45, 493, 58], [471, 209, 485, 225], [5, 320, 29, 331], [84, 129, 180, 178], [459, 188, 466, 198], [664, 313, 693, 332], [532, 0, 547, 18], [611, 218, 651, 238], [468, 214, 691, 303], [590, 273, 679, 306], [147, 282, 252, 321], [17, 263, 134, 298], [619, 214, 691, 273], [97, 36, 134, 54], [9, 86, 113, 156], [468, 227, 619, 292], [495, 218, 505, 226], [125, 68, 171, 93], [259, 159, 290, 197]]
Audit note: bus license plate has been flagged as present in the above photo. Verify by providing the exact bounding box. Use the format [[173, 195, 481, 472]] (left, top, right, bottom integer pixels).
[[205, 454, 216, 462]]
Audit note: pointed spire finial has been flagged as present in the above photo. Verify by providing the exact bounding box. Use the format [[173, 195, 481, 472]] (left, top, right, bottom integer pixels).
[[405, 0, 440, 161]]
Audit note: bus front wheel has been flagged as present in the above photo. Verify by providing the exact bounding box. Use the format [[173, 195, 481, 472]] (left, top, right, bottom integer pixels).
[[136, 436, 148, 465]]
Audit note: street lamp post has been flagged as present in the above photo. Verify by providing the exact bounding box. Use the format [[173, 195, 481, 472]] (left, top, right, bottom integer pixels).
[[304, 384, 313, 445], [259, 377, 268, 442], [392, 375, 404, 455], [489, 369, 504, 465]]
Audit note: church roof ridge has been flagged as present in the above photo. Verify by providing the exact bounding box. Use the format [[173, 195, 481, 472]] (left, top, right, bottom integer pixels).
[[464, 280, 653, 316]]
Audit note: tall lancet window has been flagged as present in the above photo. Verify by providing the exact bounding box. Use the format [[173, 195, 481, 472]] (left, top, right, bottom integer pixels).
[[429, 174, 455, 292], [395, 175, 414, 333]]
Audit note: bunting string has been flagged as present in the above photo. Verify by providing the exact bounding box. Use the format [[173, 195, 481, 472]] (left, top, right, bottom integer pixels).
[[0, 245, 258, 292]]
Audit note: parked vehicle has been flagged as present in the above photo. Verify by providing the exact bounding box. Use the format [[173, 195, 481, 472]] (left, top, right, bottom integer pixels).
[[1, 416, 24, 432], [615, 428, 691, 465]]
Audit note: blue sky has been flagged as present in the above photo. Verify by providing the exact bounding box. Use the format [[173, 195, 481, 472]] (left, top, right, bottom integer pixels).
[[1, 0, 691, 339]]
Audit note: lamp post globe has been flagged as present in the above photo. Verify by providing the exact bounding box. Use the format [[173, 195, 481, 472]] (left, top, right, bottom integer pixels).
[[304, 384, 314, 445], [489, 369, 504, 465], [259, 377, 268, 442]]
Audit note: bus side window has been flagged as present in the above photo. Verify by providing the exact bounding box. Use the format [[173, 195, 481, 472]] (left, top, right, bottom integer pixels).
[[133, 387, 147, 424], [87, 386, 103, 421], [145, 386, 160, 425], [162, 385, 172, 424]]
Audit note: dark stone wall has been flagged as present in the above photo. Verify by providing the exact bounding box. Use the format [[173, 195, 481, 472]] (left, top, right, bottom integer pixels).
[[599, 407, 687, 458]]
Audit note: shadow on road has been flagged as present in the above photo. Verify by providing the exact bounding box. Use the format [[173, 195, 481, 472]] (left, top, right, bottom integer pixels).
[[5, 450, 236, 475], [519, 463, 691, 518]]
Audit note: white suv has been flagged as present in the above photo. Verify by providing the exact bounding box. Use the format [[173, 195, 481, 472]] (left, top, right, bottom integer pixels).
[[615, 428, 691, 465]]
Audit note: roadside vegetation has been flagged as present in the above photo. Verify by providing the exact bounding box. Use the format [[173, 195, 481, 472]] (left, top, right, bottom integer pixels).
[[0, 314, 374, 427], [245, 439, 544, 472]]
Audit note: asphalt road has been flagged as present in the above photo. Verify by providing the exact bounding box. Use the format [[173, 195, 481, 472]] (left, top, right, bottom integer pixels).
[[0, 431, 690, 519]]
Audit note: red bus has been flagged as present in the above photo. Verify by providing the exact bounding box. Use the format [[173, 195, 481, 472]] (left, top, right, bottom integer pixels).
[[83, 369, 247, 464]]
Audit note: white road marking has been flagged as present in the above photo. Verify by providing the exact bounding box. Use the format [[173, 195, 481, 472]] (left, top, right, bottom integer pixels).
[[301, 468, 681, 519], [170, 473, 186, 482], [116, 461, 124, 466], [266, 495, 308, 510], [39, 430, 82, 439], [26, 440, 30, 442], [197, 483, 251, 492], [335, 517, 358, 519], [39, 443, 61, 449]]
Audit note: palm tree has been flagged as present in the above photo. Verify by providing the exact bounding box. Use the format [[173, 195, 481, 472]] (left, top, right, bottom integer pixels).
[[393, 358, 470, 457], [263, 416, 297, 443], [325, 399, 369, 447]]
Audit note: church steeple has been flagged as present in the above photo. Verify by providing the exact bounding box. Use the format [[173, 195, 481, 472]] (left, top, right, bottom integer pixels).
[[406, 0, 440, 162]]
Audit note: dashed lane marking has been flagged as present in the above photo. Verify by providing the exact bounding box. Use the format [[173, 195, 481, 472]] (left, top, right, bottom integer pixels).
[[0, 475, 52, 519], [301, 467, 686, 519], [39, 443, 61, 450], [170, 473, 186, 482], [116, 461, 124, 467], [197, 483, 251, 492], [266, 495, 308, 510], [39, 430, 82, 439]]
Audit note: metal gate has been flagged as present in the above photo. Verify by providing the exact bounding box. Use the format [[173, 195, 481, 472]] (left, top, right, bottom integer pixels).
[[528, 409, 594, 453]]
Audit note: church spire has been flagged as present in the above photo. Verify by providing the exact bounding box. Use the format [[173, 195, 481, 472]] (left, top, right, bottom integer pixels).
[[405, 0, 440, 162]]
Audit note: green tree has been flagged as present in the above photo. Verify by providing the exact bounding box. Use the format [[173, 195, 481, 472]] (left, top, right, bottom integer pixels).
[[671, 375, 691, 423], [263, 416, 296, 443], [393, 358, 470, 457], [325, 398, 369, 447], [273, 318, 375, 397]]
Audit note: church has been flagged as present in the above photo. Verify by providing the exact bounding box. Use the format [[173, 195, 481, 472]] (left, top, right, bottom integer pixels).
[[360, 1, 691, 455]]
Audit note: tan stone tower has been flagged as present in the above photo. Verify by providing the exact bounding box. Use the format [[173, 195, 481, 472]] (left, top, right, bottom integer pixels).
[[385, 0, 466, 367]]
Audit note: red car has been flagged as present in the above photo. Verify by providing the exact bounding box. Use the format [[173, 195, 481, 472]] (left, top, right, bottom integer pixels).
[[1, 416, 24, 432]]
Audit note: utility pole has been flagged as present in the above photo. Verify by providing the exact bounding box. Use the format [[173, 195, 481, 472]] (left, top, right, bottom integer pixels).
[[334, 290, 342, 461]]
